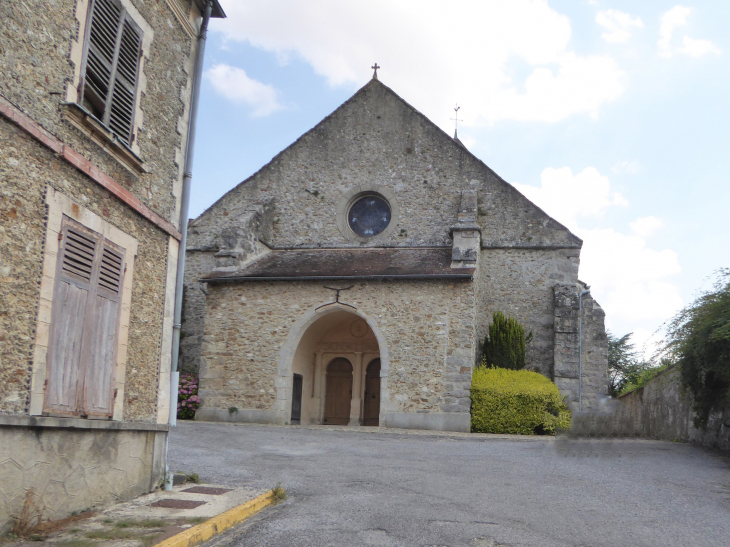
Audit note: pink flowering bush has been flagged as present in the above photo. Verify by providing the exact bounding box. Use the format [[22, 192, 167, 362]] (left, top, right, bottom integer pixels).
[[177, 373, 200, 420]]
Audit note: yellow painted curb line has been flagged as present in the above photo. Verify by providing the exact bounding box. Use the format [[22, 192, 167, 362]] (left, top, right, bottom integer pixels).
[[155, 489, 275, 547]]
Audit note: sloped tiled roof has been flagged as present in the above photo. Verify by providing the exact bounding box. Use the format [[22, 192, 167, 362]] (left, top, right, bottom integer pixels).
[[203, 248, 474, 282]]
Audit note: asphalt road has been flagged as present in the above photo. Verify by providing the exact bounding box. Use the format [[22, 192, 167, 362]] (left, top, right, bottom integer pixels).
[[168, 422, 730, 547]]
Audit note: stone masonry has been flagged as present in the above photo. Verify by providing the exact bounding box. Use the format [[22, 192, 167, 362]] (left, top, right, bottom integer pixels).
[[184, 77, 608, 432], [199, 279, 475, 428], [0, 0, 224, 531], [553, 284, 608, 411]]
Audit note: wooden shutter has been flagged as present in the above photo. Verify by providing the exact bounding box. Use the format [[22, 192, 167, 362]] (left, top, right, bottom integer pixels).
[[107, 19, 141, 144], [83, 243, 125, 417], [45, 223, 100, 415], [44, 218, 126, 418], [81, 0, 142, 145]]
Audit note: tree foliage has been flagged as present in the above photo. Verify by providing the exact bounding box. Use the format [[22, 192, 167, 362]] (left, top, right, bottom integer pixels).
[[482, 311, 532, 370], [664, 269, 730, 428], [607, 332, 648, 396]]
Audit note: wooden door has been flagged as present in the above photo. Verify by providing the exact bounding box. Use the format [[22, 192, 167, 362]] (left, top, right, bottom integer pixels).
[[324, 358, 352, 425], [363, 359, 381, 426], [291, 373, 303, 425]]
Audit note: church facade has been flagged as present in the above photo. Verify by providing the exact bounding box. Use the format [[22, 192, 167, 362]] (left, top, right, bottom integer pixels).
[[182, 77, 608, 433]]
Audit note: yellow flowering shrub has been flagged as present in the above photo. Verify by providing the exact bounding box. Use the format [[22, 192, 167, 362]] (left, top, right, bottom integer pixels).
[[470, 366, 571, 435]]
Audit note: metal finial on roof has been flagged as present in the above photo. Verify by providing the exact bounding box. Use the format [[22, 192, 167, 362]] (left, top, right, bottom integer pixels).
[[371, 63, 381, 80], [451, 104, 462, 139]]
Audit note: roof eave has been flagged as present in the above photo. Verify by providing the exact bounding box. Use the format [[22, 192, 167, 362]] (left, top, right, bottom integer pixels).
[[203, 273, 475, 283], [195, 0, 226, 18]]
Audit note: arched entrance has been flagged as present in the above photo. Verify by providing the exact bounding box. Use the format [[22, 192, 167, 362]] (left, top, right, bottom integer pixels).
[[324, 358, 353, 425], [283, 307, 382, 426], [363, 358, 381, 426]]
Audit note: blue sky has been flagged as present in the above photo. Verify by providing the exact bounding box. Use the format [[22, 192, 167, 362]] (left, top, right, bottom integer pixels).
[[191, 0, 729, 357]]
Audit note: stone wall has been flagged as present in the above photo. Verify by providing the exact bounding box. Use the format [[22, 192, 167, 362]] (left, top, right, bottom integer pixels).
[[182, 203, 273, 374], [179, 251, 216, 374], [553, 285, 608, 410], [198, 279, 475, 430], [574, 366, 730, 451], [475, 248, 580, 376], [0, 118, 170, 421], [183, 78, 605, 425], [187, 80, 580, 252], [0, 0, 206, 531], [0, 418, 166, 533], [0, 0, 198, 225]]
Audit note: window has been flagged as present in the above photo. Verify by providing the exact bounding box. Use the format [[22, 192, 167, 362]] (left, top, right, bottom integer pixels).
[[79, 0, 142, 145], [44, 217, 126, 418], [347, 194, 391, 237]]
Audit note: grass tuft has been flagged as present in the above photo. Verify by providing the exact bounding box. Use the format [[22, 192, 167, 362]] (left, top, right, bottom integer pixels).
[[271, 482, 287, 505]]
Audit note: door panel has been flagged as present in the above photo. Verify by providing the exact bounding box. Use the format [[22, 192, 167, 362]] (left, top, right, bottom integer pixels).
[[363, 358, 381, 426], [45, 281, 89, 413], [291, 373, 303, 425], [83, 294, 118, 416], [324, 358, 353, 425]]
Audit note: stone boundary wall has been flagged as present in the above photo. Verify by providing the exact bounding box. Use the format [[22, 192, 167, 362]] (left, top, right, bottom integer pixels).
[[572, 365, 730, 451]]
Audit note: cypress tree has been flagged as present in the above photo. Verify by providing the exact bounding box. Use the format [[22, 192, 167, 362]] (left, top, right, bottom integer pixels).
[[482, 311, 532, 370]]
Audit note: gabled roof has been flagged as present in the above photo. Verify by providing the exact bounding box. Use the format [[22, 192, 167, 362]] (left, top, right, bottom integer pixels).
[[194, 77, 581, 250]]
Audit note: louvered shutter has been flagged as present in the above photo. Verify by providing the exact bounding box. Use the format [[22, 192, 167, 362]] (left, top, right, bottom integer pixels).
[[81, 0, 142, 145], [83, 243, 125, 417], [45, 223, 100, 415], [45, 218, 126, 418], [107, 19, 141, 144]]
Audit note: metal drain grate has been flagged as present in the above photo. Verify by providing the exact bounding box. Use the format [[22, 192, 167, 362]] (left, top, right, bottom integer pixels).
[[182, 486, 232, 495], [150, 499, 207, 509]]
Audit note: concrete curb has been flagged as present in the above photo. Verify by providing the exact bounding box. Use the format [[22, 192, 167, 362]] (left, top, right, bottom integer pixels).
[[155, 489, 275, 547]]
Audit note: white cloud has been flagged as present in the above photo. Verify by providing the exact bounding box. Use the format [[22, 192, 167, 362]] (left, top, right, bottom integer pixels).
[[630, 328, 666, 361], [596, 10, 643, 43], [677, 36, 721, 57], [204, 64, 284, 117], [214, 0, 626, 126], [659, 6, 692, 57], [611, 160, 640, 175], [514, 166, 627, 230], [658, 6, 719, 58], [578, 227, 682, 325], [515, 167, 682, 332], [630, 216, 663, 238]]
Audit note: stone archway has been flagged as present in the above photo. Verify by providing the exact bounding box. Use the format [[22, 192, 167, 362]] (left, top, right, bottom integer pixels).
[[278, 305, 385, 426]]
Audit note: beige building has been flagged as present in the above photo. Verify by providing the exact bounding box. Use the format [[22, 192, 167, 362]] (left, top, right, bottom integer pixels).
[[182, 75, 609, 433], [0, 0, 223, 531]]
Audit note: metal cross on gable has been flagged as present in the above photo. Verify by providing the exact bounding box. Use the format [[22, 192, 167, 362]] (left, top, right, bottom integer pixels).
[[451, 104, 462, 138], [371, 62, 381, 80]]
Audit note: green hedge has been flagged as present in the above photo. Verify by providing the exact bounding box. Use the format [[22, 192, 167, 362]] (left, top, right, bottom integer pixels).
[[470, 367, 571, 435]]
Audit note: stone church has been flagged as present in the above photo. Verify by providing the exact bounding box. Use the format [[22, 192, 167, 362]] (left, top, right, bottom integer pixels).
[[181, 74, 608, 433]]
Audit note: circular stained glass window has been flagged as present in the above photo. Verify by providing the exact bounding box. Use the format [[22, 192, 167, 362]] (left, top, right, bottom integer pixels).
[[348, 195, 391, 237]]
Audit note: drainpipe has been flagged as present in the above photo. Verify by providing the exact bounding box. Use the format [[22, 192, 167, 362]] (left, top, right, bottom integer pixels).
[[164, 0, 213, 491], [578, 286, 591, 412]]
